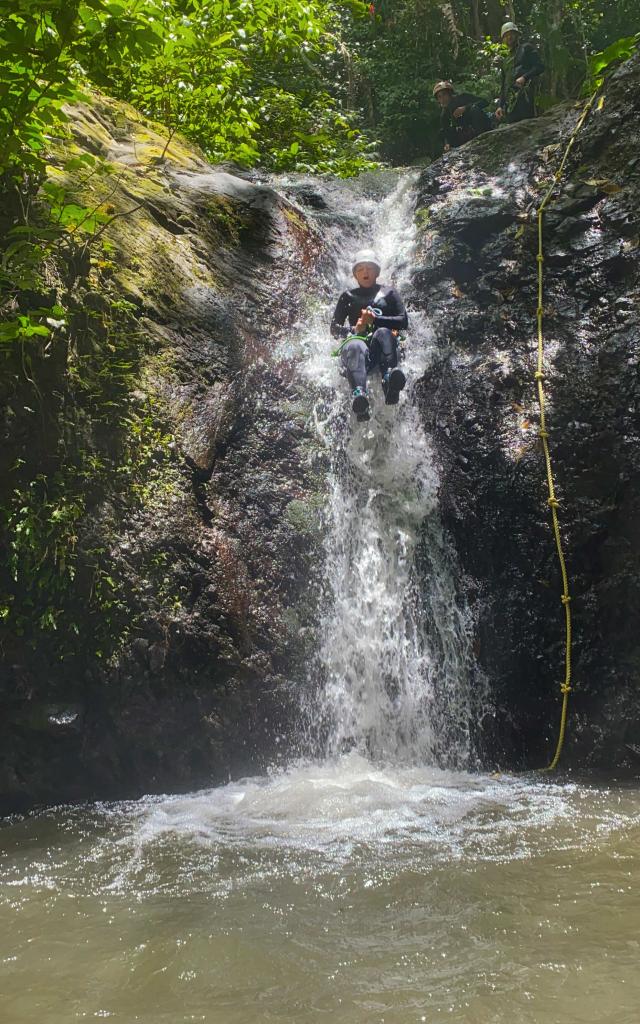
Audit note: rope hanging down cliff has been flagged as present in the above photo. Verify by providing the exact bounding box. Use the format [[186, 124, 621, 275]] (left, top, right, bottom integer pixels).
[[534, 90, 600, 771]]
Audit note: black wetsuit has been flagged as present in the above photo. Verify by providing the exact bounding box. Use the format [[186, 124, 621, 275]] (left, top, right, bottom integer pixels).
[[331, 283, 408, 391], [500, 42, 545, 123], [440, 92, 491, 150], [331, 284, 408, 338]]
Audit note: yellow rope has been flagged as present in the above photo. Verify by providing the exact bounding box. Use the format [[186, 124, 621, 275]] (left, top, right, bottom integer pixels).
[[535, 92, 599, 770]]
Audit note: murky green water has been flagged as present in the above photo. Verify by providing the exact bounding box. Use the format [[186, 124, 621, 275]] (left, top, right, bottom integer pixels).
[[1, 756, 639, 1023]]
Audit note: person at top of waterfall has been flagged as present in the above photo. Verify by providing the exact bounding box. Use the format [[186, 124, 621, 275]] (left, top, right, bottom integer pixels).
[[433, 80, 491, 153], [496, 22, 544, 124], [330, 249, 408, 422]]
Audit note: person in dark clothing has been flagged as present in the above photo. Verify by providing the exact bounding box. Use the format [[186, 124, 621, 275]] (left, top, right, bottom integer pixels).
[[496, 22, 545, 124], [433, 80, 491, 152], [331, 249, 408, 421]]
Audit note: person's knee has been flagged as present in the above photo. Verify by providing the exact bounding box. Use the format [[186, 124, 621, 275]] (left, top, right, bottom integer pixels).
[[371, 327, 397, 367], [341, 339, 368, 381], [371, 327, 393, 345], [341, 339, 361, 367]]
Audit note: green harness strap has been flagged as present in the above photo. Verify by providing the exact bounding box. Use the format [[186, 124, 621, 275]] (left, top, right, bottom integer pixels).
[[331, 332, 406, 359], [330, 333, 370, 358]]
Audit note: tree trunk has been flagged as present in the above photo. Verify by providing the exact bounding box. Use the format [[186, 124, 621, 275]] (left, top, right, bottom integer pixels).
[[548, 0, 565, 100], [471, 0, 482, 40]]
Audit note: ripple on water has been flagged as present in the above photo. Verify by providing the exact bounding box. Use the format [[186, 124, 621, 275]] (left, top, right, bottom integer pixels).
[[3, 756, 638, 903], [1, 771, 640, 1024]]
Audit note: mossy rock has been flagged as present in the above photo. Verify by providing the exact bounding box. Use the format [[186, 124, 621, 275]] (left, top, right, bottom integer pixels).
[[284, 496, 325, 537]]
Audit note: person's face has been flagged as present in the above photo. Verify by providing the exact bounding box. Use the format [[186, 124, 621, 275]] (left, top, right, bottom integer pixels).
[[354, 263, 379, 288], [504, 30, 519, 49], [435, 89, 453, 108]]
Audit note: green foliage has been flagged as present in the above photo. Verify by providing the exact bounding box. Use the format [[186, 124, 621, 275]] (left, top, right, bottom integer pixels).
[[587, 33, 640, 88], [0, 291, 176, 660], [2, 474, 85, 635], [0, 1, 373, 182], [101, 0, 374, 174], [342, 0, 640, 162], [0, 1, 79, 176]]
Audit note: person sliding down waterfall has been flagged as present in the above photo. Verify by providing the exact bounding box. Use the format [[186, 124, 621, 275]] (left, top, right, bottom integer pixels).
[[330, 249, 408, 422]]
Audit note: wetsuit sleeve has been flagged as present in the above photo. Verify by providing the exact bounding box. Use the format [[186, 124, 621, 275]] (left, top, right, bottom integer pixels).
[[516, 44, 544, 82], [373, 289, 408, 332], [330, 291, 351, 339]]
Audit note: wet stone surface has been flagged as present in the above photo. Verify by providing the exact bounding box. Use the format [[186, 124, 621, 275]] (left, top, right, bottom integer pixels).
[[0, 97, 332, 812], [413, 54, 640, 772]]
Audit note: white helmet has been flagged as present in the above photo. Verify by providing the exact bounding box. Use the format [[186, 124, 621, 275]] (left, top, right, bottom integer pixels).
[[352, 248, 381, 274], [501, 21, 519, 37]]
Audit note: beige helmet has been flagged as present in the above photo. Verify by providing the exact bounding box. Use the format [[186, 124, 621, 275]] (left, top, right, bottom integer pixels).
[[352, 249, 381, 274], [501, 21, 519, 37], [433, 80, 455, 98]]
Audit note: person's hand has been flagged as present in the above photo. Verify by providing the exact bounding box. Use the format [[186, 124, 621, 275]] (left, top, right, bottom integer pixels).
[[515, 75, 526, 88], [495, 106, 505, 120], [452, 106, 466, 118], [355, 309, 374, 333]]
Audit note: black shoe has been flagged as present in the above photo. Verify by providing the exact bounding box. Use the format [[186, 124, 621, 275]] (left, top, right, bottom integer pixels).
[[383, 368, 406, 405], [352, 388, 369, 419]]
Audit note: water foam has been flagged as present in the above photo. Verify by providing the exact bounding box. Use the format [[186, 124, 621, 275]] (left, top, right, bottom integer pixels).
[[291, 173, 474, 766]]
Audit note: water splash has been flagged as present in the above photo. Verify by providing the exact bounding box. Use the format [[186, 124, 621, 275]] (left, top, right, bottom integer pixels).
[[289, 173, 475, 767]]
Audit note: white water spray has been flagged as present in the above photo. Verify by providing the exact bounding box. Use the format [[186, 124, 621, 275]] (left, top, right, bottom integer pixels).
[[291, 173, 474, 767]]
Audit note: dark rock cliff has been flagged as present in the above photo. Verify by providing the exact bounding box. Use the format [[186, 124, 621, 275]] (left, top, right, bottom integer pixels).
[[414, 54, 640, 772], [0, 97, 329, 812]]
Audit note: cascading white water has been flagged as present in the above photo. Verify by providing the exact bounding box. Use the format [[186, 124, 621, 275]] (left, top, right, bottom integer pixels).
[[292, 173, 475, 767]]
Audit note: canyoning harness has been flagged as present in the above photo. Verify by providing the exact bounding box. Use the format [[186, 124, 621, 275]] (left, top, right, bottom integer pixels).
[[331, 307, 383, 357], [499, 42, 544, 120], [500, 81, 536, 123], [331, 334, 368, 358]]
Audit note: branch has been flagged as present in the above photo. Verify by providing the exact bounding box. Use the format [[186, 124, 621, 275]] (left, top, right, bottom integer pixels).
[[79, 203, 146, 260]]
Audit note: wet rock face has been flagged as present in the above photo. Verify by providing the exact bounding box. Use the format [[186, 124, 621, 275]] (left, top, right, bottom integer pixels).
[[0, 98, 329, 812], [414, 55, 640, 772]]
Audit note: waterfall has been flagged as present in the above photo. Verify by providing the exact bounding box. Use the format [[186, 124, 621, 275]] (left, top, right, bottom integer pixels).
[[284, 172, 475, 768]]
